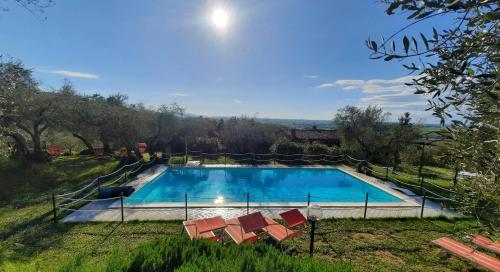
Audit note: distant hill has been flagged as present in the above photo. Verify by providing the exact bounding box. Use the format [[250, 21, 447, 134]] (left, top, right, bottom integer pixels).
[[202, 115, 443, 130], [252, 118, 333, 129]]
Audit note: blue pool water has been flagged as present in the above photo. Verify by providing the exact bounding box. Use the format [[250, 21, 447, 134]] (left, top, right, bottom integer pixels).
[[126, 167, 402, 204]]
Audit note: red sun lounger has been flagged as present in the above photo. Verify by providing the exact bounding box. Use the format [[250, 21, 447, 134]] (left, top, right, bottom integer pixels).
[[237, 212, 301, 242], [433, 237, 500, 272], [183, 216, 226, 241], [225, 218, 259, 244], [237, 212, 268, 233], [279, 208, 307, 228], [467, 235, 500, 254], [263, 216, 302, 242]]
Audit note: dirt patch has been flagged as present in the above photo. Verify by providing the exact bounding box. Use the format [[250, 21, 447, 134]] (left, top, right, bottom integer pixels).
[[373, 250, 405, 266], [352, 232, 387, 244]]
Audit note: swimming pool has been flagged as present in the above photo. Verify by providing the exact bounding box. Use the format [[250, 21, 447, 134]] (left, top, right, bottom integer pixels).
[[125, 167, 403, 204]]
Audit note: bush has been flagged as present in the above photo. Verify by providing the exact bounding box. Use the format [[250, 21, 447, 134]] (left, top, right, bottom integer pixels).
[[271, 138, 304, 155], [59, 237, 353, 272], [304, 143, 330, 156], [168, 156, 185, 164]]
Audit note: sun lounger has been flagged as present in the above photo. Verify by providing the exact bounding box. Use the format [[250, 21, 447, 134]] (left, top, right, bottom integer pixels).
[[183, 216, 226, 241], [263, 216, 302, 242], [432, 237, 500, 272], [224, 218, 259, 244], [237, 212, 268, 233], [467, 235, 500, 254], [236, 212, 302, 243], [279, 208, 307, 228]]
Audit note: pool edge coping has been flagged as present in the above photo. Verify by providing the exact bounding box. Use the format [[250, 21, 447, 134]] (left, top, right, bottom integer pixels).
[[119, 164, 421, 208]]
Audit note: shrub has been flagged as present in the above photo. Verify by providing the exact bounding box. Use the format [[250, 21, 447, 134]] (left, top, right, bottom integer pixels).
[[304, 143, 330, 156], [60, 237, 353, 272], [271, 138, 304, 155], [168, 156, 185, 164]]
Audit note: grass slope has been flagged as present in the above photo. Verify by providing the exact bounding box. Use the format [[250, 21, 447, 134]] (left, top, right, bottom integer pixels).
[[0, 156, 497, 272]]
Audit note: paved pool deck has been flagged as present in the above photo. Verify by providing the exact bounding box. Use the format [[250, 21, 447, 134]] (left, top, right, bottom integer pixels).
[[60, 164, 461, 223]]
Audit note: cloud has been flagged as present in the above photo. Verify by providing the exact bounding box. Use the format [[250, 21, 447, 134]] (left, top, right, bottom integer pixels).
[[37, 68, 99, 79], [316, 75, 430, 118], [316, 79, 364, 90], [304, 75, 318, 79], [315, 76, 417, 93], [316, 83, 336, 88], [168, 92, 190, 97], [233, 99, 242, 104]]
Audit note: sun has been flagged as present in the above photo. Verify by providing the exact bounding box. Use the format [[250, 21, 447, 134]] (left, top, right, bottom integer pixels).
[[212, 8, 229, 29]]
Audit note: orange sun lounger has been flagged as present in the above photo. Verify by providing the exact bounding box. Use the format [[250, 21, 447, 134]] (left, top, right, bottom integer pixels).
[[432, 237, 500, 272], [183, 216, 226, 241], [236, 212, 301, 243], [224, 218, 259, 244], [263, 216, 302, 242], [467, 235, 500, 255]]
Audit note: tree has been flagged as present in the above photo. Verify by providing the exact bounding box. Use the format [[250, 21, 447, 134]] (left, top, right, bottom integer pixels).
[[367, 0, 499, 223], [1, 0, 54, 19], [0, 60, 58, 161], [334, 106, 393, 162], [52, 82, 101, 154], [222, 117, 282, 154], [391, 112, 420, 170]]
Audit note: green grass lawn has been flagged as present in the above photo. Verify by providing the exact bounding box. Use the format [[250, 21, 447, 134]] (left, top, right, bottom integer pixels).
[[0, 156, 498, 271]]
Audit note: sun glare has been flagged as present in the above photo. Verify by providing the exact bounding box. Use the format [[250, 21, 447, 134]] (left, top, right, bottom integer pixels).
[[212, 8, 229, 29]]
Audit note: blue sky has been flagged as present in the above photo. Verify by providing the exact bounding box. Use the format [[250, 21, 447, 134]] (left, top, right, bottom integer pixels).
[[0, 0, 451, 122]]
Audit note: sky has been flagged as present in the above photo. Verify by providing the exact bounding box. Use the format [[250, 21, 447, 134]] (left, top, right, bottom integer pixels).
[[0, 0, 454, 123]]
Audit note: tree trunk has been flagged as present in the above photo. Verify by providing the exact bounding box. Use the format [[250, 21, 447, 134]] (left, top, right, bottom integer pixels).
[[31, 124, 47, 161], [6, 132, 29, 159], [72, 133, 95, 154], [453, 168, 459, 186]]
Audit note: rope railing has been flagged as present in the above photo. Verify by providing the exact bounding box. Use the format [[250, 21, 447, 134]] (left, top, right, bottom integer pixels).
[[54, 187, 481, 223], [55, 159, 144, 197], [51, 151, 465, 223], [52, 156, 159, 222]]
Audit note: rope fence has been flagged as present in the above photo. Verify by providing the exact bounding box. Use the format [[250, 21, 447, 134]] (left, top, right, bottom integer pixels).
[[51, 151, 469, 223], [52, 156, 158, 222], [54, 190, 474, 222]]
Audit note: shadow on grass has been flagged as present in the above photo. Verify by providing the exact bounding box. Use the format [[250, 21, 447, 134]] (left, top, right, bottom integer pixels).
[[0, 209, 81, 265]]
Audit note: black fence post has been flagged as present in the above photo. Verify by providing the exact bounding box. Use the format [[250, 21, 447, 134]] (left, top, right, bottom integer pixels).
[[385, 166, 389, 181], [97, 178, 101, 194], [420, 194, 426, 219], [246, 192, 250, 215], [364, 192, 369, 219], [420, 177, 424, 195], [52, 193, 57, 223], [307, 192, 311, 206], [184, 192, 188, 221], [120, 192, 124, 222], [224, 152, 227, 166]]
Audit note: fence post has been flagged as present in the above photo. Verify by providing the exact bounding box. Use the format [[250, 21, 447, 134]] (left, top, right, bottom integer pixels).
[[52, 193, 57, 223], [364, 192, 369, 219], [307, 192, 311, 206], [224, 152, 227, 166], [120, 192, 124, 222], [97, 178, 101, 194], [246, 192, 250, 215], [419, 177, 424, 195], [184, 192, 188, 221], [273, 153, 276, 165], [420, 194, 426, 219], [385, 166, 389, 181]]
